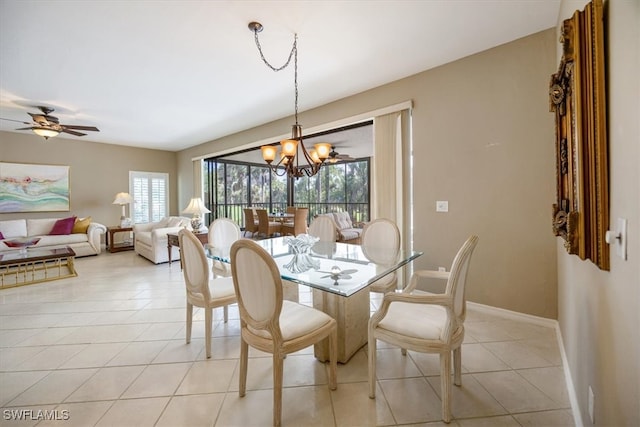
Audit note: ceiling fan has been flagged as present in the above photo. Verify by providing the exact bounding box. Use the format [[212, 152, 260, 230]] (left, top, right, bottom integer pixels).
[[328, 146, 354, 163], [1, 106, 99, 140]]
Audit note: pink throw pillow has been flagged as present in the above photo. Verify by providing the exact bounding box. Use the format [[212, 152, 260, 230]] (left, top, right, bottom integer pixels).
[[49, 216, 77, 235]]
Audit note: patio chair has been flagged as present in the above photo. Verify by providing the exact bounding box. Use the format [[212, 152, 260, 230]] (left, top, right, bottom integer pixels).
[[281, 207, 308, 236], [256, 209, 281, 238], [243, 208, 258, 238]]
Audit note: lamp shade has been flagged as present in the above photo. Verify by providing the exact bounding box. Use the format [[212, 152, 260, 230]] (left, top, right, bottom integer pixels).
[[182, 197, 211, 215], [261, 145, 277, 163], [112, 192, 133, 205]]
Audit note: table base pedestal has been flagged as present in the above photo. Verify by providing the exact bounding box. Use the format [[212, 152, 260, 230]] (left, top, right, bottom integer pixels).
[[312, 288, 370, 363]]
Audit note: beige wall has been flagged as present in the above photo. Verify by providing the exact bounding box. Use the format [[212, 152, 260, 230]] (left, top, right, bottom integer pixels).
[[557, 0, 640, 426], [0, 132, 178, 230], [178, 29, 559, 318]]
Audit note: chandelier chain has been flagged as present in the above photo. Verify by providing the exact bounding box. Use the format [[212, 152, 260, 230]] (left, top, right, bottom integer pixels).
[[253, 30, 299, 124]]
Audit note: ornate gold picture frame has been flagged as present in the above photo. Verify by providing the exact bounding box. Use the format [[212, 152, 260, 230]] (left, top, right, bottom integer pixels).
[[550, 0, 609, 270]]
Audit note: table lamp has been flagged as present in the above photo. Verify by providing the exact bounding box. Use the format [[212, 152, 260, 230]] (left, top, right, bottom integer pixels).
[[112, 192, 133, 227], [182, 197, 211, 232]]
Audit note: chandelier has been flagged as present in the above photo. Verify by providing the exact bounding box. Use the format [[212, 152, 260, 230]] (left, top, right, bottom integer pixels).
[[249, 21, 331, 179]]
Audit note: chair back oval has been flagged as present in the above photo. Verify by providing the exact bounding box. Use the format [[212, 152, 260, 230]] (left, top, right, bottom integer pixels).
[[446, 235, 479, 320], [361, 218, 400, 265], [308, 216, 336, 242], [208, 218, 241, 249], [230, 239, 283, 330], [179, 229, 210, 301]]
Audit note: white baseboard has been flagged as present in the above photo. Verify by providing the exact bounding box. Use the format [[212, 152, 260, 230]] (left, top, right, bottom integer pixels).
[[466, 301, 583, 427], [555, 325, 584, 427], [467, 301, 557, 328]]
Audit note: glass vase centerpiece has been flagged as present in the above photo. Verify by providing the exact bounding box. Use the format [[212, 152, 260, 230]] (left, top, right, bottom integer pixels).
[[5, 237, 41, 255], [283, 234, 320, 273]]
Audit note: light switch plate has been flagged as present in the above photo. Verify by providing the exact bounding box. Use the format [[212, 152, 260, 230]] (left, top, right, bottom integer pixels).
[[617, 217, 627, 260], [606, 217, 628, 260], [436, 201, 448, 212]]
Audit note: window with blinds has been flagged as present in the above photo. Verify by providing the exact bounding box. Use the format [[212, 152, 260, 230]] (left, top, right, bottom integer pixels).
[[130, 171, 169, 223]]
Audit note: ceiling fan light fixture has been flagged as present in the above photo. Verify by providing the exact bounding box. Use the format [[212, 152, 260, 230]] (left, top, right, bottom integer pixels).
[[32, 127, 59, 140]]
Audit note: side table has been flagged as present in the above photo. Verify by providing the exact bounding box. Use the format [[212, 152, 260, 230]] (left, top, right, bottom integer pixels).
[[167, 232, 208, 267], [106, 226, 134, 253]]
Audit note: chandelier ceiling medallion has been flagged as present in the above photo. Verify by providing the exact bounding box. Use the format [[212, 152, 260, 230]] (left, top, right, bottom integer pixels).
[[249, 21, 331, 179]]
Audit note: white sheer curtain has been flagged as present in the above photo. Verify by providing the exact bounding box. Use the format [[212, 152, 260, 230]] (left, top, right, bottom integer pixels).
[[192, 159, 203, 198], [372, 109, 412, 287], [372, 111, 410, 228]]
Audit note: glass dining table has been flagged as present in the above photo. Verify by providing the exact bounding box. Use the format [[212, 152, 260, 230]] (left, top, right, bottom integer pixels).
[[206, 236, 423, 363]]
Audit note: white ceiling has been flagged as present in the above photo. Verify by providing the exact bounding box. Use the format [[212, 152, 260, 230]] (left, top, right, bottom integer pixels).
[[0, 0, 560, 152]]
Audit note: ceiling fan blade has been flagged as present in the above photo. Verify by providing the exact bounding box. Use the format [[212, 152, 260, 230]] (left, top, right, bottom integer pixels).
[[1, 117, 31, 125], [60, 125, 100, 132], [61, 129, 87, 137], [62, 125, 99, 132], [15, 126, 35, 130]]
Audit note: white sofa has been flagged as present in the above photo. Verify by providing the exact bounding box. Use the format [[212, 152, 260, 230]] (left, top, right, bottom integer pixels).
[[132, 216, 192, 264], [0, 217, 107, 257], [317, 212, 363, 244]]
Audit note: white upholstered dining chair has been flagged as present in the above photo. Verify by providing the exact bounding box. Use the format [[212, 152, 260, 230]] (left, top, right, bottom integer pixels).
[[308, 215, 337, 242], [368, 235, 479, 423], [206, 217, 241, 278], [230, 239, 338, 427], [178, 229, 237, 359], [361, 218, 401, 294]]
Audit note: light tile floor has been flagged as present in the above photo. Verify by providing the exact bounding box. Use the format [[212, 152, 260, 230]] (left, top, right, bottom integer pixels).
[[0, 250, 574, 426]]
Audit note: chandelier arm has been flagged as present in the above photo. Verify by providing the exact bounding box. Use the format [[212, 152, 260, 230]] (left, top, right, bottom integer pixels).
[[297, 139, 315, 166], [267, 162, 288, 177]]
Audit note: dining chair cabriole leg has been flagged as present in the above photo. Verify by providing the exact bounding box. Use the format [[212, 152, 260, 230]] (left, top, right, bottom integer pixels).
[[368, 333, 376, 398], [239, 339, 248, 397], [329, 329, 338, 390], [454, 347, 462, 386], [205, 308, 212, 359], [441, 351, 452, 423], [273, 352, 284, 427], [186, 302, 193, 344]]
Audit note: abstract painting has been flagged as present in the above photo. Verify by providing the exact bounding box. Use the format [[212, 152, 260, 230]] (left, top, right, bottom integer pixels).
[[0, 162, 70, 213]]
